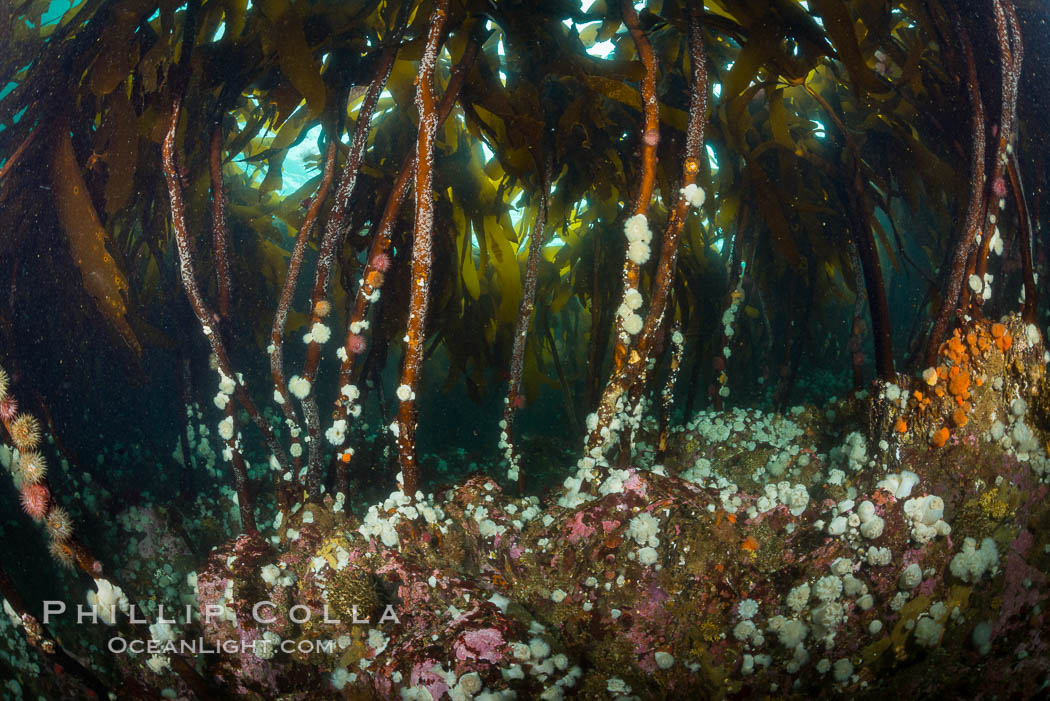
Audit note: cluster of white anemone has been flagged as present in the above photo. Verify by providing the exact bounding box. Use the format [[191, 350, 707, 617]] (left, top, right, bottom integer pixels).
[[616, 214, 652, 337], [623, 213, 651, 266], [681, 183, 706, 208], [716, 279, 745, 398], [616, 287, 645, 336], [301, 321, 331, 345]]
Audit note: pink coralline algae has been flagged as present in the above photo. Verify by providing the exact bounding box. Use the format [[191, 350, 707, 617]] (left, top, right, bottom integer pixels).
[[995, 529, 1046, 638], [409, 659, 451, 699], [454, 628, 505, 663], [565, 511, 596, 543]]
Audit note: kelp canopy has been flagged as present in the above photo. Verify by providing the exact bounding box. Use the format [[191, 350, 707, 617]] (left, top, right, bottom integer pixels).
[[1, 0, 1046, 453], [1, 0, 1050, 698]]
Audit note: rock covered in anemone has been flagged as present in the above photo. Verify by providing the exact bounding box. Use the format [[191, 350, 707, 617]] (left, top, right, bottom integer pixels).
[[152, 315, 1050, 699]]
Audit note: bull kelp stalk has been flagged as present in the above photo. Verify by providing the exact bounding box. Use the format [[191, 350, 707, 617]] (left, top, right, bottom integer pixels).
[[1007, 152, 1039, 325], [163, 96, 293, 533], [1002, 2, 1035, 327], [585, 4, 708, 462], [501, 154, 553, 491], [707, 223, 748, 409], [849, 242, 868, 389], [969, 0, 1029, 322], [924, 13, 986, 369], [299, 32, 403, 500], [269, 138, 337, 484], [581, 0, 661, 463], [803, 82, 895, 381], [209, 126, 232, 321], [615, 0, 659, 339], [332, 30, 483, 499], [621, 6, 709, 441], [848, 155, 895, 381], [0, 127, 35, 188], [0, 565, 108, 697], [712, 274, 745, 411], [396, 0, 450, 498], [655, 319, 685, 461], [207, 124, 260, 518]]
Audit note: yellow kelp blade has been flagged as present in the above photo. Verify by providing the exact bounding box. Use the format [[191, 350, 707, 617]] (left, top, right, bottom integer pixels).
[[51, 125, 141, 356]]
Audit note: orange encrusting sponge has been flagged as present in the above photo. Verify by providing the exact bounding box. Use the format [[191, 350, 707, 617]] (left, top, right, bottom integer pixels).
[[931, 427, 950, 448]]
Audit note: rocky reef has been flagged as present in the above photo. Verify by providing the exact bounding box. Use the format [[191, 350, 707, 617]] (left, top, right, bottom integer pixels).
[[48, 314, 1039, 700]]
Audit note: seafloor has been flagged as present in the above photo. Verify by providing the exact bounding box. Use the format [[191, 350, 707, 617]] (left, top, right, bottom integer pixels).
[[2, 313, 1048, 699]]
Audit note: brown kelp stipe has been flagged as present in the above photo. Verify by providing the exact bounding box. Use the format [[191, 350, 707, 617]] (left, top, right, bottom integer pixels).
[[802, 82, 895, 381], [655, 319, 685, 463], [501, 153, 553, 493], [299, 20, 406, 500], [925, 5, 1002, 367], [269, 137, 338, 495], [966, 0, 1023, 319], [165, 95, 283, 534], [395, 0, 451, 498], [332, 26, 486, 500], [585, 3, 708, 466]]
